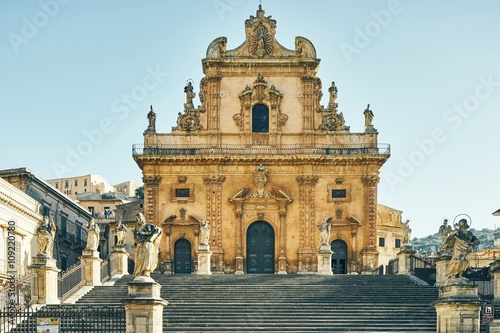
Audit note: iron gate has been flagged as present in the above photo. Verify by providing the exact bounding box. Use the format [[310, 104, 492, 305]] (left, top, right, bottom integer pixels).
[[1, 303, 125, 333]]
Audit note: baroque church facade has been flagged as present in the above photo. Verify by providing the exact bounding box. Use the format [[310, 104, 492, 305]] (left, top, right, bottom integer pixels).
[[133, 6, 394, 275]]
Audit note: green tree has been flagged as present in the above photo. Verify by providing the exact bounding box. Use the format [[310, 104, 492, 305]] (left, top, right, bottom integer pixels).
[[135, 186, 144, 199]]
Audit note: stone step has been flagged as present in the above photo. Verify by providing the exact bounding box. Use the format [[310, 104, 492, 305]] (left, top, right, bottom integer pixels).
[[75, 274, 438, 332]]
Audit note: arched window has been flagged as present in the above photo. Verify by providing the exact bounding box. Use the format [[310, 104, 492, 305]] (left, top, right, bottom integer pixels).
[[252, 104, 269, 132]]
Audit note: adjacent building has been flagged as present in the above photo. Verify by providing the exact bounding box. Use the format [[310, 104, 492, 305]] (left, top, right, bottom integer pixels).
[[0, 168, 92, 271], [46, 174, 115, 200], [76, 191, 138, 258], [133, 6, 393, 274]]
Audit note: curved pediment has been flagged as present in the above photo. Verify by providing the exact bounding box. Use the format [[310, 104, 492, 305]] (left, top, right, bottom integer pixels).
[[205, 5, 316, 60]]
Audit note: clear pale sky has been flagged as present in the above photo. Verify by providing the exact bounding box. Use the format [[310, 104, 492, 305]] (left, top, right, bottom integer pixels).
[[1, 1, 500, 238]]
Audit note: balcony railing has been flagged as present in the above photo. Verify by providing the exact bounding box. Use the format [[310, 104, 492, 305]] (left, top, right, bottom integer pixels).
[[132, 143, 390, 157]]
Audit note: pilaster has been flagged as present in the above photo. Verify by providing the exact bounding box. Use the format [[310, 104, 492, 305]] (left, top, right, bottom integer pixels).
[[361, 175, 379, 273], [296, 175, 318, 273], [203, 175, 225, 272], [143, 176, 161, 224]]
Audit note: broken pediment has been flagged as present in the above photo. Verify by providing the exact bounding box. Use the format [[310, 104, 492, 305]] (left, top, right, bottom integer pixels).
[[205, 5, 316, 60], [229, 165, 293, 203]]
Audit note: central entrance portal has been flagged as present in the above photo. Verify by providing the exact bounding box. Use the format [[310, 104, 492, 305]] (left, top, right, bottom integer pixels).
[[331, 239, 348, 274], [174, 239, 192, 274], [246, 221, 274, 274]]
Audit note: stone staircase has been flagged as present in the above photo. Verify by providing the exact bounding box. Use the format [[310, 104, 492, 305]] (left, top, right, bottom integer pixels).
[[77, 273, 439, 332]]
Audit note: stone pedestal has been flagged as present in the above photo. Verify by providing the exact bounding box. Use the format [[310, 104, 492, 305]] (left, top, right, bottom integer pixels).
[[317, 244, 333, 275], [277, 255, 287, 274], [397, 244, 416, 275], [196, 244, 212, 275], [436, 254, 451, 284], [490, 259, 500, 304], [160, 260, 172, 275], [112, 245, 130, 276], [80, 249, 102, 286], [122, 280, 168, 333], [29, 255, 60, 304], [434, 278, 483, 333], [235, 255, 244, 274], [360, 247, 379, 274]]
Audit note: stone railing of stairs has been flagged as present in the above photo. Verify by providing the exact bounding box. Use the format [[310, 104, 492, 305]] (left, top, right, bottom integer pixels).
[[76, 273, 439, 332]]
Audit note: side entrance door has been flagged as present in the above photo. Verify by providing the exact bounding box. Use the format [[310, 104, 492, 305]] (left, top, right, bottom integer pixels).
[[174, 239, 192, 274], [331, 239, 348, 274], [246, 221, 274, 274]]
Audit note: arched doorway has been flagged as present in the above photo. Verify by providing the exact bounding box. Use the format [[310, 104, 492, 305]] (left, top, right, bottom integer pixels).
[[331, 240, 348, 274], [246, 221, 274, 274], [252, 104, 269, 132], [174, 239, 192, 274]]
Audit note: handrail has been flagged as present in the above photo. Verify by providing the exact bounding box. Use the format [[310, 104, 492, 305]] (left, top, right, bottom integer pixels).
[[58, 261, 85, 302], [132, 143, 390, 156]]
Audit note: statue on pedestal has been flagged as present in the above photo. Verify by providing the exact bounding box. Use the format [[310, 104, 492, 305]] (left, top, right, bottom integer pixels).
[[444, 218, 480, 279], [191, 215, 211, 246], [438, 218, 452, 253], [86, 218, 100, 251], [402, 219, 412, 244], [363, 104, 376, 132], [146, 105, 157, 132], [115, 220, 128, 246], [199, 220, 211, 246], [37, 215, 56, 257], [133, 213, 162, 279], [318, 218, 332, 245]]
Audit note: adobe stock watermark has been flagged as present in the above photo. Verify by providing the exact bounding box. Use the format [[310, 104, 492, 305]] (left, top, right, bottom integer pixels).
[[340, 0, 403, 63], [51, 65, 169, 177], [7, 0, 71, 54], [213, 0, 243, 21], [384, 74, 500, 191]]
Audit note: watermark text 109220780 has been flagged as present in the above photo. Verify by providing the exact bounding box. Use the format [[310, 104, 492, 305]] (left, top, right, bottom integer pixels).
[[6, 220, 18, 324]]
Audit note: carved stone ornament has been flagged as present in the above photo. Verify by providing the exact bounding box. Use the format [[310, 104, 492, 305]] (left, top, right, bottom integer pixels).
[[233, 74, 287, 132], [205, 5, 317, 61], [250, 25, 273, 58], [172, 81, 205, 132], [362, 175, 380, 187], [317, 81, 350, 132], [229, 166, 293, 217], [142, 176, 161, 186]]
